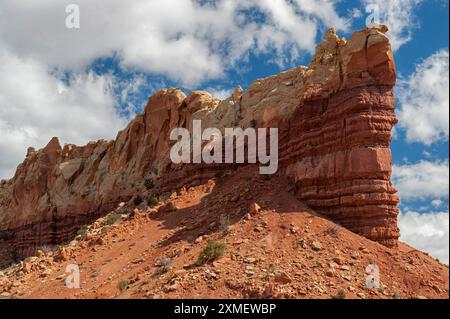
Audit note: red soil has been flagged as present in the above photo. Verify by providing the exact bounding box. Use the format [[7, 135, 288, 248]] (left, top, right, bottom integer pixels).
[[0, 167, 447, 299]]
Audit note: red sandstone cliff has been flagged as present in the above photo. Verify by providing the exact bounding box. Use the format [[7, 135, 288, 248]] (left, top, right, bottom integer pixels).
[[0, 25, 399, 258]]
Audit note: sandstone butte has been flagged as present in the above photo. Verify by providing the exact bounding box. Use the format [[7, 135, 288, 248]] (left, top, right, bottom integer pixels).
[[0, 25, 400, 259]]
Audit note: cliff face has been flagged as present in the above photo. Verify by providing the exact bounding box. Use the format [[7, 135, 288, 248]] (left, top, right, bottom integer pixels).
[[0, 26, 399, 258]]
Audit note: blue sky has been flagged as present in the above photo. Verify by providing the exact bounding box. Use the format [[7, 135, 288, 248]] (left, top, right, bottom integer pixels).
[[0, 0, 448, 262]]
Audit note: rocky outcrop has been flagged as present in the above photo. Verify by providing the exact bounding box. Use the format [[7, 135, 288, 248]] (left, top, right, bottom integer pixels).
[[0, 25, 399, 258]]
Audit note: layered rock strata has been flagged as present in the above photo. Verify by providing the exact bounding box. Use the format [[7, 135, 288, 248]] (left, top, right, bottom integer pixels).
[[0, 26, 399, 258]]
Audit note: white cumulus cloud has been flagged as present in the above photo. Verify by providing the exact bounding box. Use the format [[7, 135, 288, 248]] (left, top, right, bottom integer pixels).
[[432, 199, 444, 208], [205, 87, 234, 100], [0, 49, 127, 179], [362, 0, 421, 51], [396, 49, 449, 145], [0, 0, 349, 87], [392, 160, 449, 200], [398, 211, 449, 264]]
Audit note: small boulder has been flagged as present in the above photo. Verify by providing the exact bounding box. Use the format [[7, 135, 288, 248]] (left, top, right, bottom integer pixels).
[[249, 203, 261, 216], [311, 241, 323, 251]]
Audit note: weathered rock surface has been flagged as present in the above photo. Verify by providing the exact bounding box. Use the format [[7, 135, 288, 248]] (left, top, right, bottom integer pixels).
[[0, 26, 399, 258]]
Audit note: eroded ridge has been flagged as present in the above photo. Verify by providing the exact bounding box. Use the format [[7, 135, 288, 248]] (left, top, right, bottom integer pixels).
[[0, 25, 399, 258]]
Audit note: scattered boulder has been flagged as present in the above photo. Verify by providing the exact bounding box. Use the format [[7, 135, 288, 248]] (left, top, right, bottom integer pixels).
[[311, 241, 323, 251], [248, 203, 261, 216]]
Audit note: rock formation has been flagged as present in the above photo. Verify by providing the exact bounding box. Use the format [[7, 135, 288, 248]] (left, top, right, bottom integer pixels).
[[0, 25, 399, 258]]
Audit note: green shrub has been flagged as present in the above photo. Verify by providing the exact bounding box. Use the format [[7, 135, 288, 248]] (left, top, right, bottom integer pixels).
[[154, 255, 172, 276], [133, 195, 143, 206], [324, 226, 339, 238], [106, 213, 122, 225], [153, 162, 163, 176], [118, 279, 128, 291], [333, 290, 346, 299], [77, 225, 88, 239], [147, 196, 160, 208], [219, 214, 230, 235], [144, 178, 155, 190], [197, 241, 226, 265]]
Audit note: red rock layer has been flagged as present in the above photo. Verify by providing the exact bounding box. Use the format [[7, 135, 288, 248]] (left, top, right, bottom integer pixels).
[[279, 86, 399, 246], [0, 25, 399, 258]]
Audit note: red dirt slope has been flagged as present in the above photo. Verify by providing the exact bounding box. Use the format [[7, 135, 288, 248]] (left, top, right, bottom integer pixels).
[[0, 167, 447, 299]]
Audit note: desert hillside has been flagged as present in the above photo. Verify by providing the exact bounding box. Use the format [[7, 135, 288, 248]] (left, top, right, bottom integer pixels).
[[0, 25, 448, 300], [0, 167, 448, 299]]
